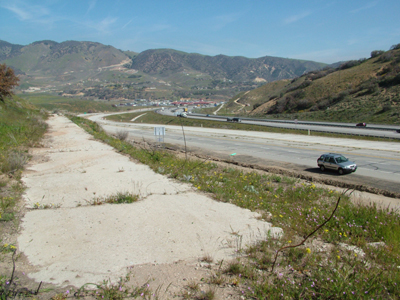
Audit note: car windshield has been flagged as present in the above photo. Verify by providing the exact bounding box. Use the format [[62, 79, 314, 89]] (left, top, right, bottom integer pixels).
[[335, 156, 348, 163]]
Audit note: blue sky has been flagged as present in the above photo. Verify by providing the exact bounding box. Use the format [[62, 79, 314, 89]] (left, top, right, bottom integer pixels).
[[1, 0, 399, 63]]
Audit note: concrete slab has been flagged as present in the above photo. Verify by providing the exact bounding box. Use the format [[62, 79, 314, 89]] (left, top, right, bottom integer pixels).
[[18, 115, 282, 288]]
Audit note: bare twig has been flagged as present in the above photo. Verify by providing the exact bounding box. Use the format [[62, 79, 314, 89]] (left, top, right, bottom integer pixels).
[[3, 250, 17, 299], [270, 189, 351, 273]]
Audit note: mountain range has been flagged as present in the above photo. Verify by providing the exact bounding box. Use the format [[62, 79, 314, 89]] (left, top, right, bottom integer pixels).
[[0, 39, 326, 100]]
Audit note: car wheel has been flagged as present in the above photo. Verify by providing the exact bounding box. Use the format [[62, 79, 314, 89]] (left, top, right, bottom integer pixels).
[[320, 165, 325, 172], [338, 168, 344, 175]]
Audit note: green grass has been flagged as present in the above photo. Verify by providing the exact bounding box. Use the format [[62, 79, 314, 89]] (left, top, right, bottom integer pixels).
[[0, 97, 50, 299], [87, 192, 140, 206], [70, 115, 400, 299], [17, 93, 129, 113]]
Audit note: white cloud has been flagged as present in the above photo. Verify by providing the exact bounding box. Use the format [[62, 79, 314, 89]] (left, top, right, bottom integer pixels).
[[87, 0, 97, 13], [350, 1, 378, 13], [1, 0, 50, 21], [121, 19, 133, 29], [99, 17, 118, 30], [283, 11, 312, 25], [290, 48, 341, 63], [211, 13, 241, 30]]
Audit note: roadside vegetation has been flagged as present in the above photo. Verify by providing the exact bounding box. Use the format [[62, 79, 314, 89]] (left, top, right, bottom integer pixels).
[[17, 93, 130, 114], [0, 96, 48, 298], [67, 115, 400, 299]]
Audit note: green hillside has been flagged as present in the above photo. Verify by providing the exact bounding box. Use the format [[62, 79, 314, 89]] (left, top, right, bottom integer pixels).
[[228, 44, 400, 124]]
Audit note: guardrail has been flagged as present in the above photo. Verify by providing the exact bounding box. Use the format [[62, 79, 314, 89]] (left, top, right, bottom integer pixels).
[[189, 113, 400, 140]]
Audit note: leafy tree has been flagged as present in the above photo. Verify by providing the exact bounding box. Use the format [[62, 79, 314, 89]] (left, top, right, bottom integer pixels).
[[0, 64, 20, 102]]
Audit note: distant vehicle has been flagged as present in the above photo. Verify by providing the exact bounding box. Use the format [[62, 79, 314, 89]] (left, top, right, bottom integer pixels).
[[356, 122, 366, 127], [227, 117, 241, 122], [233, 117, 241, 122], [206, 114, 210, 117], [317, 153, 357, 175], [178, 113, 187, 118]]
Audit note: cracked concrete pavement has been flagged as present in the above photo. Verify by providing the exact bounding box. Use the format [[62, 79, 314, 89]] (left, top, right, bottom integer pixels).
[[17, 114, 282, 287]]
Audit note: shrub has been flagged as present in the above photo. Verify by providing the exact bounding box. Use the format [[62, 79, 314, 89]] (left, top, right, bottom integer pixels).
[[298, 80, 312, 89], [371, 50, 385, 58], [296, 99, 313, 110], [292, 90, 306, 100], [379, 73, 400, 87], [1, 151, 29, 174], [377, 52, 394, 62], [253, 103, 262, 110], [390, 43, 400, 50], [269, 95, 278, 100], [340, 58, 367, 70], [382, 102, 392, 112], [115, 130, 129, 141]]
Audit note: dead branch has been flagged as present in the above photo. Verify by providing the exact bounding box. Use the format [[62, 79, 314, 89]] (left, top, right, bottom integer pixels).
[[270, 189, 352, 273]]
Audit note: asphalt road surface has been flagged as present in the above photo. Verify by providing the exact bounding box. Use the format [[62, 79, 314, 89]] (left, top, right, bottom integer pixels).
[[161, 107, 400, 139]]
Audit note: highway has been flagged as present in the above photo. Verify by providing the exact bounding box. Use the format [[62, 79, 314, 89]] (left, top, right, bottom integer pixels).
[[160, 107, 400, 139], [87, 112, 400, 195]]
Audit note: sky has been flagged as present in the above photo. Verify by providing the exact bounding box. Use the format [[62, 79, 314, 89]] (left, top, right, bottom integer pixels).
[[1, 0, 400, 64]]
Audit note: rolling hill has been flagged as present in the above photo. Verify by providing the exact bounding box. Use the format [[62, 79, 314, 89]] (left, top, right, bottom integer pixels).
[[0, 39, 326, 101], [227, 44, 400, 125]]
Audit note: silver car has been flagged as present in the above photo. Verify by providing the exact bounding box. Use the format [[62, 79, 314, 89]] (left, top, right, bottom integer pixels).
[[317, 153, 357, 175]]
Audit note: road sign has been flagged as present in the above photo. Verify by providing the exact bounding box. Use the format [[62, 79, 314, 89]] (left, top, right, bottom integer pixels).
[[154, 127, 165, 143], [154, 127, 166, 136]]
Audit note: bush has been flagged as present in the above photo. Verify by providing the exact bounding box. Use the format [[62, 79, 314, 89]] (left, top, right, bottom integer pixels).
[[296, 99, 313, 110], [390, 43, 400, 50], [1, 151, 29, 174], [371, 50, 385, 58], [340, 58, 367, 70], [377, 52, 394, 62], [253, 103, 262, 110], [379, 73, 400, 87], [298, 80, 312, 89], [292, 90, 306, 100], [116, 130, 129, 141], [382, 102, 392, 112]]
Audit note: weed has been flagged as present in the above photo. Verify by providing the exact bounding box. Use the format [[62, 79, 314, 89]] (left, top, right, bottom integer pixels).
[[1, 243, 16, 253], [197, 287, 216, 300], [75, 273, 152, 299], [0, 151, 29, 174], [32, 202, 60, 209], [87, 192, 140, 206], [116, 129, 129, 141], [200, 254, 214, 264], [186, 280, 200, 292]]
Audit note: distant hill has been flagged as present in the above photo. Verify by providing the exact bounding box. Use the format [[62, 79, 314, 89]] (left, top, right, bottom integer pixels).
[[129, 49, 326, 82], [228, 44, 400, 124], [0, 39, 326, 101], [0, 40, 129, 82]]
